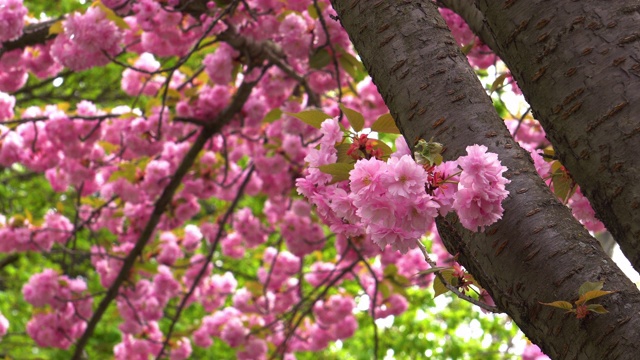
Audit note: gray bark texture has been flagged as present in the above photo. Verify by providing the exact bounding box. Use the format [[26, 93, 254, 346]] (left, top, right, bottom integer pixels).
[[473, 0, 640, 273], [331, 0, 640, 359]]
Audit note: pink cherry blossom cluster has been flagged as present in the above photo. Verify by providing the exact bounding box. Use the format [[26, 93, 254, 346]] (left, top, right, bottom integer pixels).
[[0, 0, 27, 42], [0, 211, 73, 253], [22, 269, 92, 349], [349, 155, 440, 253], [51, 6, 124, 71], [568, 190, 606, 233], [0, 91, 14, 120], [454, 145, 510, 231], [299, 118, 510, 254]]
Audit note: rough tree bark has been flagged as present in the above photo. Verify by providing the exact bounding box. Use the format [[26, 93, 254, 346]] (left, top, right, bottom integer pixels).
[[470, 0, 640, 273], [331, 0, 640, 358]]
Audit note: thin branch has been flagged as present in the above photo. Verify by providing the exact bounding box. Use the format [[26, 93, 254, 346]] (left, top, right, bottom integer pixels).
[[70, 76, 261, 360], [155, 164, 255, 359], [415, 240, 502, 314], [217, 27, 321, 108], [347, 238, 380, 360]]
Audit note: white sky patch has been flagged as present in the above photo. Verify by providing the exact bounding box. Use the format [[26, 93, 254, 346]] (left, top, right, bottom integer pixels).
[[612, 245, 640, 283], [375, 315, 395, 329]]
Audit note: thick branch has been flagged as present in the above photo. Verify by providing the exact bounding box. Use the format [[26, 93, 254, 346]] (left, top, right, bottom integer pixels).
[[332, 1, 640, 358], [474, 0, 640, 272]]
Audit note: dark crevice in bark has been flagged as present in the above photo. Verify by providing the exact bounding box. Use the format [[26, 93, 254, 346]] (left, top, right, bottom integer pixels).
[[331, 0, 640, 358]]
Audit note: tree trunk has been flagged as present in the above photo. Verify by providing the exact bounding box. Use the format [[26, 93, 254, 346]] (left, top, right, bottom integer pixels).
[[331, 1, 640, 358], [474, 0, 640, 273]]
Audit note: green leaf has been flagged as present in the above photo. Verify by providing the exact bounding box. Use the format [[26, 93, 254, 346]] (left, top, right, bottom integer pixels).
[[108, 157, 150, 183], [368, 139, 393, 158], [165, 88, 182, 106], [576, 290, 615, 305], [134, 261, 158, 275], [587, 304, 609, 314], [262, 108, 282, 124], [578, 281, 604, 296], [490, 73, 508, 93], [337, 49, 367, 82], [335, 143, 355, 164], [433, 276, 449, 298], [318, 163, 354, 183], [371, 113, 401, 134], [394, 274, 411, 287], [460, 43, 474, 55], [307, 4, 319, 19], [285, 110, 332, 129], [339, 104, 365, 132], [551, 165, 576, 203], [440, 269, 455, 282], [309, 49, 331, 70], [540, 301, 574, 311], [307, 2, 325, 19], [415, 266, 452, 277], [383, 264, 399, 278], [245, 281, 263, 296], [380, 280, 392, 298], [543, 147, 555, 162]]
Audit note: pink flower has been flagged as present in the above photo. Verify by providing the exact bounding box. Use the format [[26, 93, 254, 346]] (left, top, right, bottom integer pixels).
[[453, 145, 509, 231], [51, 7, 123, 71], [237, 338, 267, 360], [453, 187, 506, 231], [304, 261, 343, 288], [0, 92, 15, 121], [432, 160, 460, 216], [391, 136, 411, 159], [529, 149, 551, 179], [349, 157, 388, 195], [0, 0, 27, 42], [568, 190, 605, 233], [334, 315, 358, 340], [170, 337, 193, 360], [0, 312, 8, 338], [313, 295, 355, 326], [22, 269, 59, 307], [522, 343, 551, 360], [121, 53, 162, 96], [203, 43, 238, 85], [222, 233, 246, 258], [221, 318, 248, 348], [387, 155, 427, 198], [320, 118, 343, 146], [369, 225, 417, 254]]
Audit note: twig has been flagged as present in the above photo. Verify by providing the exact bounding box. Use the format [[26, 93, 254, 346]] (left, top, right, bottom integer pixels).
[[415, 240, 501, 313]]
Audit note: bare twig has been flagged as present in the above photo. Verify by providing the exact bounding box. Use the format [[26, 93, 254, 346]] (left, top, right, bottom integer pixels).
[[415, 240, 501, 313]]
